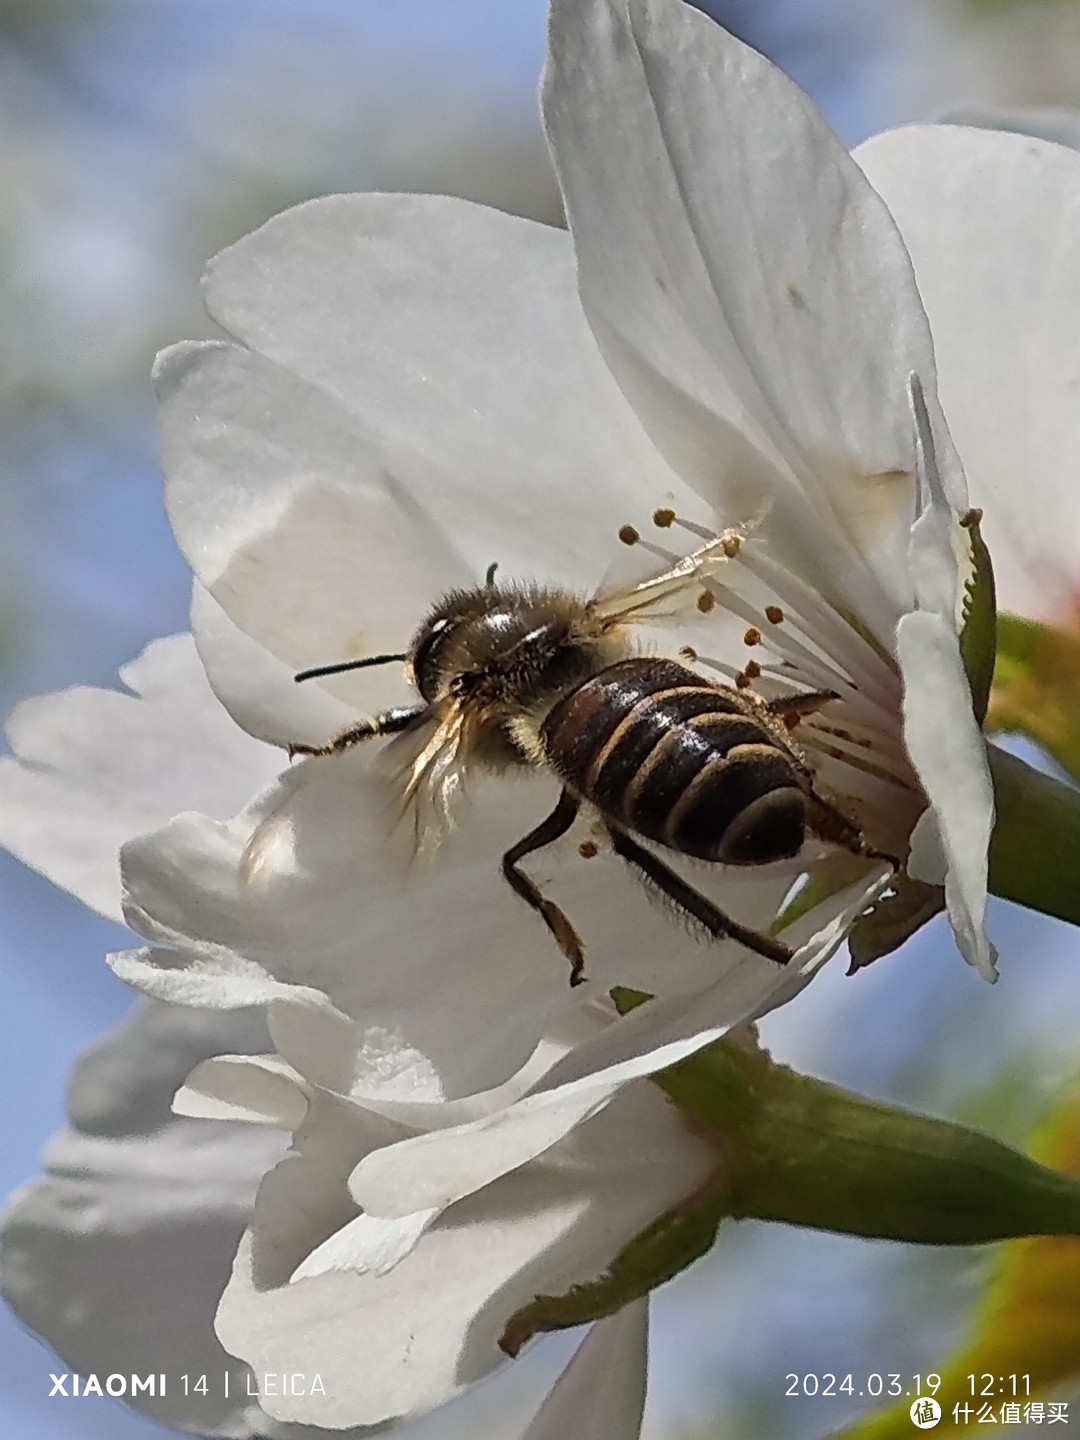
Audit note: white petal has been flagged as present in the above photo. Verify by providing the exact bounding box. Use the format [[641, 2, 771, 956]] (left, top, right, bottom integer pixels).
[[66, 999, 274, 1134], [855, 123, 1080, 620], [1, 1003, 288, 1438], [118, 735, 793, 1100], [906, 807, 948, 888], [0, 635, 279, 923], [347, 1034, 706, 1220], [348, 1081, 622, 1219], [936, 102, 1080, 152], [197, 193, 687, 591], [191, 582, 357, 750], [530, 865, 890, 1093], [906, 371, 963, 625], [157, 340, 467, 718], [520, 1302, 648, 1440], [349, 863, 889, 1228], [543, 0, 959, 637], [290, 1208, 440, 1282], [896, 609, 996, 978], [173, 1054, 310, 1129], [216, 1082, 709, 1428]]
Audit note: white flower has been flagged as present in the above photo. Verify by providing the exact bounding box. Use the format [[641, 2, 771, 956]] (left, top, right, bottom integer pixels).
[[1, 1001, 293, 1439], [93, 0, 1006, 1105], [852, 121, 1080, 630], [8, 0, 1080, 1431], [0, 995, 650, 1439], [174, 1006, 710, 1430], [0, 626, 871, 1434]]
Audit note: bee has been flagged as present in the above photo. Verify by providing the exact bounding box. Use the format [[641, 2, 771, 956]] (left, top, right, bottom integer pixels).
[[288, 540, 876, 984]]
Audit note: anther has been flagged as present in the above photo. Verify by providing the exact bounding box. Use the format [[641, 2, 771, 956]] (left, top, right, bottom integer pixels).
[[743, 626, 762, 646], [578, 840, 599, 859], [722, 534, 741, 558], [735, 671, 752, 690], [652, 507, 676, 528], [764, 605, 784, 624], [679, 646, 698, 662], [696, 590, 716, 614], [743, 659, 761, 680], [618, 524, 640, 546]]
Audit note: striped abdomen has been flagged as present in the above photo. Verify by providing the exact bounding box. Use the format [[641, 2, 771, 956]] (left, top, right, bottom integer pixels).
[[540, 658, 806, 865]]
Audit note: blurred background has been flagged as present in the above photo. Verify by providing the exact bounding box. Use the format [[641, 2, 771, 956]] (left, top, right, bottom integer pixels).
[[2, 1, 1080, 1437]]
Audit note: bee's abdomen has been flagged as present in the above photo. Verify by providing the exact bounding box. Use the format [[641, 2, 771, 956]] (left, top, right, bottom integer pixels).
[[540, 658, 806, 864]]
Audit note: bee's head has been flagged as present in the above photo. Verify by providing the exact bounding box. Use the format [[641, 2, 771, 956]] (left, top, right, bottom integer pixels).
[[408, 583, 596, 707]]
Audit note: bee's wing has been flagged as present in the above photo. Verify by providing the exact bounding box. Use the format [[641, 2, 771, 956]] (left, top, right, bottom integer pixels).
[[239, 700, 474, 887], [588, 532, 741, 628], [377, 697, 477, 859]]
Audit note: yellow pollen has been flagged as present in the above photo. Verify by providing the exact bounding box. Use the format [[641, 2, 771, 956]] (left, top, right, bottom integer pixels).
[[578, 840, 599, 859], [618, 524, 640, 546], [697, 590, 716, 614], [743, 626, 762, 646], [652, 507, 676, 528], [765, 605, 784, 624]]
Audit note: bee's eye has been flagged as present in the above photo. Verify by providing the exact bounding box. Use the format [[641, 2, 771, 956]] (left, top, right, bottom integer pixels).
[[410, 618, 452, 700]]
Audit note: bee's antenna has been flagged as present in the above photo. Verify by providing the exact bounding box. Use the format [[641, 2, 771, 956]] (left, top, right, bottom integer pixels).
[[294, 653, 407, 684], [485, 562, 499, 588]]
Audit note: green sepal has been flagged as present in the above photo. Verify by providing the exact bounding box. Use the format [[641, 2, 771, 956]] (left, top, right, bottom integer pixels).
[[988, 745, 1080, 928], [989, 611, 1080, 785], [722, 1056, 1080, 1243], [500, 1017, 1080, 1355], [958, 507, 997, 725], [500, 1188, 725, 1356], [657, 1028, 1080, 1243], [846, 873, 945, 971]]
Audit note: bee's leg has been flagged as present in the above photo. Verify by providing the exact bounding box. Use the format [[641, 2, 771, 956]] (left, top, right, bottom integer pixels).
[[764, 690, 839, 728], [804, 790, 900, 870], [288, 706, 424, 760], [502, 789, 586, 985], [605, 825, 794, 966]]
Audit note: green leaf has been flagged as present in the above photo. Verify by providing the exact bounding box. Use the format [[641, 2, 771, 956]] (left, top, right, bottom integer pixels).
[[988, 611, 1080, 785], [988, 745, 1080, 928], [499, 1026, 1080, 1354], [958, 507, 997, 725]]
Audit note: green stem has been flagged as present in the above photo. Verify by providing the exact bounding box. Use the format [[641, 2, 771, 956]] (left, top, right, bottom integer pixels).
[[989, 745, 1080, 925]]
